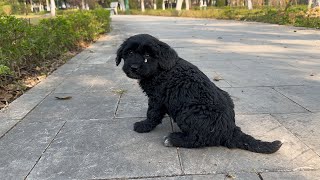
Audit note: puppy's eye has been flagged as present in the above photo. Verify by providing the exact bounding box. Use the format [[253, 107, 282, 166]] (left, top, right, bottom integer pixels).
[[128, 50, 133, 55]]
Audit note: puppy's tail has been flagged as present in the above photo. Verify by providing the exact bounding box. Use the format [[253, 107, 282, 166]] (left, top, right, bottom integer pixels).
[[226, 127, 282, 154]]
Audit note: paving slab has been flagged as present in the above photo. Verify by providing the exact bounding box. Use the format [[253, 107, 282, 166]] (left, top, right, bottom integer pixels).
[[53, 63, 132, 93], [116, 87, 148, 118], [23, 63, 81, 95], [65, 50, 91, 64], [222, 87, 308, 114], [0, 91, 50, 120], [272, 113, 320, 156], [23, 91, 119, 122], [1, 15, 320, 180], [274, 86, 320, 112], [116, 83, 308, 117], [0, 121, 65, 179], [0, 118, 19, 138], [261, 170, 320, 180], [27, 118, 181, 179], [176, 114, 320, 174]]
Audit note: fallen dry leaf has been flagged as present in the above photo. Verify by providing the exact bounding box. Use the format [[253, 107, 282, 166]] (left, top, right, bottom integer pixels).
[[0, 101, 7, 108], [213, 76, 223, 81], [0, 93, 13, 101], [226, 173, 236, 179], [112, 89, 127, 95], [55, 96, 72, 100]]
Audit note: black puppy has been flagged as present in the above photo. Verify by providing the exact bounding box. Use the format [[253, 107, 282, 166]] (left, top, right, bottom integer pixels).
[[116, 34, 282, 154]]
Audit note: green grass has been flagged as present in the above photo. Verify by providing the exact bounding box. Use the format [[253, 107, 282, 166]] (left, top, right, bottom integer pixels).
[[120, 6, 320, 29], [14, 14, 51, 25]]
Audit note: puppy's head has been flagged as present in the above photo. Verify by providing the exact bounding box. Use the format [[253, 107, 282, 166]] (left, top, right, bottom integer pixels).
[[116, 34, 178, 79]]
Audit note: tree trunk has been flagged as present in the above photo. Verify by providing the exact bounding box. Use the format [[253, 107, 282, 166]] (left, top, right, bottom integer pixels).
[[50, 0, 55, 16], [119, 0, 125, 11], [186, 0, 190, 10], [30, 0, 33, 12], [247, 0, 253, 9], [46, 0, 49, 11], [85, 0, 89, 10], [25, 0, 28, 15], [176, 0, 183, 10], [162, 0, 165, 10], [154, 0, 157, 9], [308, 0, 312, 8], [81, 0, 85, 9], [39, 1, 43, 11], [141, 0, 145, 12]]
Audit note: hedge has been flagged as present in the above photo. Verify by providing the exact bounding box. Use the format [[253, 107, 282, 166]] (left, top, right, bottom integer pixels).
[[0, 9, 111, 81]]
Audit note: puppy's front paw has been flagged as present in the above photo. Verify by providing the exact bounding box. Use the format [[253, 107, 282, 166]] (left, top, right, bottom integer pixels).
[[163, 136, 173, 147], [133, 120, 155, 133]]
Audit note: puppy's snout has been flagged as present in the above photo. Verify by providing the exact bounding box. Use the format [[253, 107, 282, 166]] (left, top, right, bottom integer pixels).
[[130, 64, 140, 72]]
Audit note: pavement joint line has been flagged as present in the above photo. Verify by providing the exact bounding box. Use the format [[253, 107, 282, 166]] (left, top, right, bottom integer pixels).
[[236, 112, 308, 115], [257, 172, 264, 180], [0, 90, 54, 140], [176, 148, 185, 175], [89, 168, 320, 180], [271, 87, 312, 113], [113, 93, 123, 119], [170, 117, 185, 175], [173, 46, 223, 48], [0, 119, 21, 140], [222, 85, 307, 89], [24, 121, 67, 180], [270, 113, 320, 158], [51, 85, 311, 94], [112, 111, 313, 118], [114, 116, 147, 119], [13, 61, 82, 120]]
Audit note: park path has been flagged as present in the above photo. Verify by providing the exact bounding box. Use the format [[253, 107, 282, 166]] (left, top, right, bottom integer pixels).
[[0, 15, 320, 179]]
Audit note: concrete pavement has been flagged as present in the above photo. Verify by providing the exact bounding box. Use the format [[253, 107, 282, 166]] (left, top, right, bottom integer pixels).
[[1, 15, 320, 179]]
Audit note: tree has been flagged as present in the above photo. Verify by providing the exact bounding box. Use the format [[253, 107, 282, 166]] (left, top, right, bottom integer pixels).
[[176, 0, 191, 10], [50, 0, 55, 16], [308, 0, 320, 8], [141, 0, 145, 12], [153, 0, 156, 9], [176, 0, 183, 10], [247, 0, 253, 9], [186, 0, 190, 10]]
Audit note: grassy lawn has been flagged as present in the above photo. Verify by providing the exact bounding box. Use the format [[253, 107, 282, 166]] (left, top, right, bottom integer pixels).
[[120, 6, 320, 29], [14, 13, 51, 25]]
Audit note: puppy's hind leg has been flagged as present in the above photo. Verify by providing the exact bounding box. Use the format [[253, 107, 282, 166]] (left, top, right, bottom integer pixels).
[[164, 132, 203, 148]]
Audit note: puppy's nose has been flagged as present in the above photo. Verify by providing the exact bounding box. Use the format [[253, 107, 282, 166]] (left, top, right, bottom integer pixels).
[[130, 65, 140, 71]]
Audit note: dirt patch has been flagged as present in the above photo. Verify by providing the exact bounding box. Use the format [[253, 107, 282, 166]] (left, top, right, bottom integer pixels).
[[0, 51, 78, 110]]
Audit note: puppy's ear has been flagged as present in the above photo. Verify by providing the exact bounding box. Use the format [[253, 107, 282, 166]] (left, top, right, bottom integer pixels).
[[158, 41, 178, 70], [115, 44, 124, 66]]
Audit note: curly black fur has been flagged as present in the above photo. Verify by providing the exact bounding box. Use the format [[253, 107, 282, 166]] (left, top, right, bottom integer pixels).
[[116, 34, 282, 154]]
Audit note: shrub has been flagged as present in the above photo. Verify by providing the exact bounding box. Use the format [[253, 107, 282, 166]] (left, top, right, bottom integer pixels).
[[91, 8, 111, 31], [0, 9, 111, 78]]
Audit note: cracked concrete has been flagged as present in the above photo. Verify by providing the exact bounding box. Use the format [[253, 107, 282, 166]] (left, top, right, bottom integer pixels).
[[0, 15, 320, 179]]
